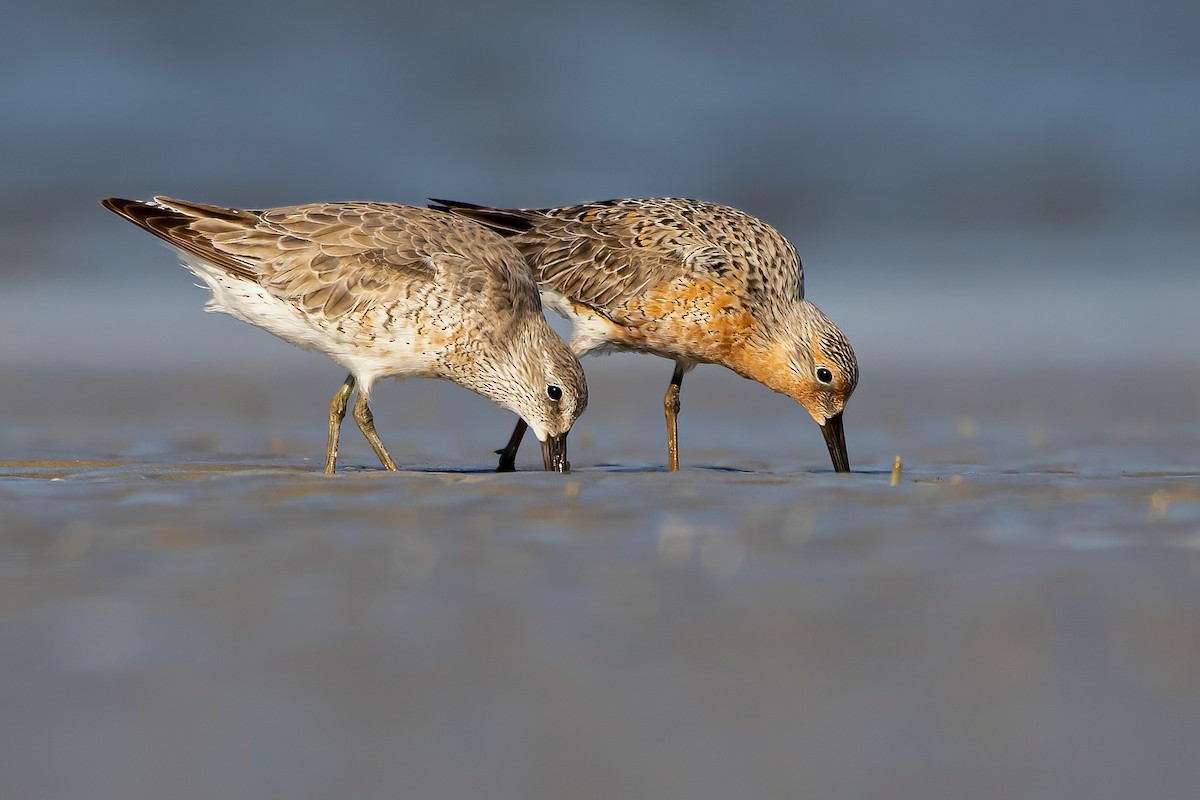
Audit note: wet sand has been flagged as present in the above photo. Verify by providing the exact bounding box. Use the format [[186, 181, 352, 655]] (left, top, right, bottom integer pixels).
[[3, 359, 1200, 799]]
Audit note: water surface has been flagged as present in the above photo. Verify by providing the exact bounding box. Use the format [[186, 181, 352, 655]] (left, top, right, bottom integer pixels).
[[3, 359, 1199, 800]]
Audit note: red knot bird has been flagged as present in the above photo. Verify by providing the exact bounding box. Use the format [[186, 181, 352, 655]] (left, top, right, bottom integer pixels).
[[430, 198, 857, 472], [102, 197, 587, 473]]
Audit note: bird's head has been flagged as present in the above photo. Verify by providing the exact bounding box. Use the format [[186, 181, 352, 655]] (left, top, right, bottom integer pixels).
[[741, 300, 858, 472], [498, 320, 589, 473]]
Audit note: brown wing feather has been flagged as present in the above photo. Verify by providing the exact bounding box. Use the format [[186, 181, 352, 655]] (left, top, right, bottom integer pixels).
[[103, 198, 542, 321], [101, 197, 262, 281], [429, 198, 803, 325]]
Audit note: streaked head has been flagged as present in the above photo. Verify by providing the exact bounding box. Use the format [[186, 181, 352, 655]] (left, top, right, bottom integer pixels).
[[747, 300, 858, 472], [500, 320, 589, 472], [796, 302, 857, 471]]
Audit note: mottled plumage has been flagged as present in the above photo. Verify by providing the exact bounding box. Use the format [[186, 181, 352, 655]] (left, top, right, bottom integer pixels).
[[102, 196, 587, 473], [430, 197, 857, 471]]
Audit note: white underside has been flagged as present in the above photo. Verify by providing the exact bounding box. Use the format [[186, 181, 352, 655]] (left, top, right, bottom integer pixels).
[[540, 287, 626, 358], [178, 251, 436, 395]]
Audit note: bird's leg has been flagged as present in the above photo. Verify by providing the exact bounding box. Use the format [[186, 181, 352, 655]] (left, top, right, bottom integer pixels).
[[663, 361, 687, 472], [352, 391, 398, 471], [324, 375, 356, 475], [496, 418, 529, 472]]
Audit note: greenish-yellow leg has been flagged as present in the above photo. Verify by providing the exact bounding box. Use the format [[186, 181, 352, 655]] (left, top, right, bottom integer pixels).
[[663, 361, 686, 472], [352, 391, 398, 471], [325, 375, 356, 475]]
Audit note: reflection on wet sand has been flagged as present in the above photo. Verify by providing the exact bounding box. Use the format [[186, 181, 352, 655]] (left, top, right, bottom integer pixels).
[[3, 362, 1200, 799]]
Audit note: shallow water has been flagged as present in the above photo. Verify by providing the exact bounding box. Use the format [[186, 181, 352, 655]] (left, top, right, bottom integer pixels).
[[3, 358, 1199, 800], [4, 0, 1199, 793]]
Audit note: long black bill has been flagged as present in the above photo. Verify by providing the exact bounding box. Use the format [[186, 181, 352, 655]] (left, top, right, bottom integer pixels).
[[540, 433, 570, 474], [820, 412, 851, 473]]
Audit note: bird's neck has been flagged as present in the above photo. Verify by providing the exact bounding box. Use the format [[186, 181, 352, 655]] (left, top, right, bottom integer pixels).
[[726, 305, 814, 407]]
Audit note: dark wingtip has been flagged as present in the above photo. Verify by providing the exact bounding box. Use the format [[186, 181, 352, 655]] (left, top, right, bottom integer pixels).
[[100, 196, 146, 217], [426, 199, 535, 235], [100, 196, 170, 231], [428, 198, 488, 212]]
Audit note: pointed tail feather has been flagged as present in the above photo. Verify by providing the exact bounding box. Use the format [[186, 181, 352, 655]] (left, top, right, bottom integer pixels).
[[427, 198, 538, 236], [100, 197, 259, 281]]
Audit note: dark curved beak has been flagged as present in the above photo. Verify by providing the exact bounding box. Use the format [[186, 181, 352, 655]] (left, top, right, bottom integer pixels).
[[540, 433, 570, 473], [820, 412, 850, 473]]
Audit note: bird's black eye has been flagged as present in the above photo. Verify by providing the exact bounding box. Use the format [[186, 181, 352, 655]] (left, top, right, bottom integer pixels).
[[547, 384, 563, 401], [816, 367, 834, 384]]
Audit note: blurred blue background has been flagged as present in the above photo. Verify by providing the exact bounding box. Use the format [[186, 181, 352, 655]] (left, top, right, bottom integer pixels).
[[5, 6, 1200, 799], [2, 0, 1198, 373]]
